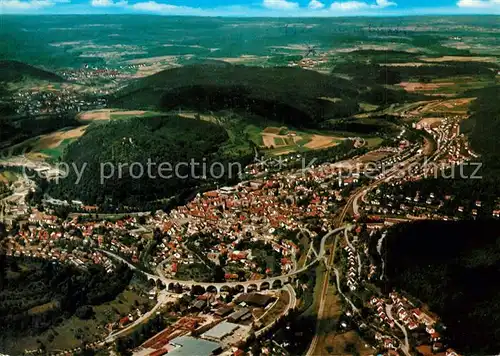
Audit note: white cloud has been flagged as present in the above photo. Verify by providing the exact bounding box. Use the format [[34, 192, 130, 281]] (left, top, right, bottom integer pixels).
[[263, 0, 299, 10], [131, 1, 180, 11], [374, 0, 396, 8], [0, 0, 55, 10], [90, 0, 126, 7], [330, 1, 368, 10], [330, 0, 396, 10], [457, 0, 500, 7], [130, 1, 208, 14], [308, 0, 324, 9]]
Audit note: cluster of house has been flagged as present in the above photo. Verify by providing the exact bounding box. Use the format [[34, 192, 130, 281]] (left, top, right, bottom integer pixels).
[[371, 292, 423, 333], [13, 88, 106, 115], [4, 209, 148, 272], [416, 116, 476, 169], [374, 333, 399, 353], [149, 160, 367, 278], [110, 309, 143, 330], [368, 291, 463, 355], [287, 56, 330, 69], [4, 153, 363, 282], [344, 244, 359, 292], [365, 183, 500, 221], [363, 186, 442, 219], [59, 67, 120, 82]]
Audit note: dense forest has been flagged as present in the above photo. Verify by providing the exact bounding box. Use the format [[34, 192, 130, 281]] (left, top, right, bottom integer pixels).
[[0, 60, 64, 84], [382, 220, 500, 355], [0, 113, 82, 150], [110, 64, 426, 130], [47, 114, 254, 208], [0, 257, 133, 349], [333, 60, 498, 85], [461, 86, 500, 174]]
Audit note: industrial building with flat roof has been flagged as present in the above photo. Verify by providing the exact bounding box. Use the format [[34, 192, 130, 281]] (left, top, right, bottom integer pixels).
[[202, 321, 240, 341], [167, 336, 221, 356]]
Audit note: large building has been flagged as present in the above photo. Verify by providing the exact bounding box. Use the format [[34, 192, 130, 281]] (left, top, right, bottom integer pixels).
[[202, 321, 240, 341], [167, 336, 221, 356], [227, 308, 252, 323], [235, 293, 274, 308]]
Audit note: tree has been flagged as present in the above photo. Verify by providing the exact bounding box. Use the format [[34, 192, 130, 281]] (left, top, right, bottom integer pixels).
[[213, 265, 225, 283], [190, 285, 205, 296], [75, 305, 94, 320]]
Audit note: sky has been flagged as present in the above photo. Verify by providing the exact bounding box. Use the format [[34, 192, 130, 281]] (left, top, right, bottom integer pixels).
[[1, 0, 500, 15]]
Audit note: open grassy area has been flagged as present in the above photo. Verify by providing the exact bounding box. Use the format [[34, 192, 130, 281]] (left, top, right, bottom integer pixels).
[[302, 263, 326, 318], [0, 170, 18, 184], [259, 291, 291, 327], [365, 137, 384, 148], [78, 109, 167, 122], [176, 262, 213, 282], [4, 126, 87, 163], [39, 137, 76, 160], [3, 286, 151, 354]]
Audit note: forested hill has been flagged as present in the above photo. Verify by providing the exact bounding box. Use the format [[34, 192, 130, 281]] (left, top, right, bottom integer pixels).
[[46, 114, 253, 209], [383, 220, 500, 355], [0, 257, 133, 353], [110, 64, 423, 129], [461, 86, 500, 174], [0, 60, 64, 83]]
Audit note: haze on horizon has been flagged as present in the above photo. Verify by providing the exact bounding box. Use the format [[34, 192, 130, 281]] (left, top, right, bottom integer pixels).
[[1, 0, 500, 16]]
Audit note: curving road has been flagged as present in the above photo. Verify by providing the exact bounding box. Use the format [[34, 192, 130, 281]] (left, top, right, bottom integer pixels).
[[306, 151, 426, 356], [386, 304, 410, 356], [305, 226, 346, 356], [101, 226, 347, 293]]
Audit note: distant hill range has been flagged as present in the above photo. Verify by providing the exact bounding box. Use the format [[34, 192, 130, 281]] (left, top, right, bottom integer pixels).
[[110, 64, 422, 130], [0, 60, 64, 84]]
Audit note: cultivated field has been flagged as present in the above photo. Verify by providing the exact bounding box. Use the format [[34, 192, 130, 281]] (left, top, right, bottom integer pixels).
[[420, 56, 499, 64], [211, 55, 266, 65], [260, 126, 344, 154], [399, 81, 454, 92], [357, 150, 394, 163], [0, 171, 18, 184], [407, 98, 475, 116], [78, 109, 157, 121], [417, 117, 443, 128], [35, 126, 88, 149], [305, 134, 342, 150], [178, 112, 218, 122]]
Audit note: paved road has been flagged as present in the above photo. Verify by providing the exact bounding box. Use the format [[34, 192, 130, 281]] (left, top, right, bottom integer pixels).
[[386, 304, 410, 356], [332, 266, 359, 313], [99, 250, 158, 280], [377, 231, 387, 280], [305, 152, 425, 356], [255, 284, 297, 337], [340, 152, 425, 224], [102, 226, 347, 292], [305, 227, 344, 356], [102, 290, 177, 344], [353, 188, 368, 216], [100, 148, 428, 352]]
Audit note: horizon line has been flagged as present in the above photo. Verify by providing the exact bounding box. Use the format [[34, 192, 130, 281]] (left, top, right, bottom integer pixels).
[[1, 13, 500, 16]]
